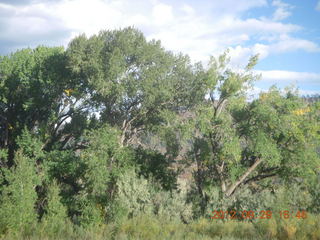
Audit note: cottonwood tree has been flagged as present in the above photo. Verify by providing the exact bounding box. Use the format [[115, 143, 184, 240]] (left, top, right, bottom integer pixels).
[[64, 28, 209, 223], [0, 46, 92, 166], [66, 27, 204, 148], [188, 53, 320, 213]]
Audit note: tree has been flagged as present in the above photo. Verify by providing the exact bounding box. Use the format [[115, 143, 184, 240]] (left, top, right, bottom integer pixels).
[[66, 27, 204, 148], [188, 52, 320, 214], [75, 124, 134, 224], [41, 180, 69, 235], [0, 46, 94, 165], [64, 29, 206, 217], [0, 151, 39, 234]]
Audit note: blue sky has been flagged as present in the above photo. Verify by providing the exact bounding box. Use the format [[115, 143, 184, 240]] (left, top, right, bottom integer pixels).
[[0, 0, 319, 95]]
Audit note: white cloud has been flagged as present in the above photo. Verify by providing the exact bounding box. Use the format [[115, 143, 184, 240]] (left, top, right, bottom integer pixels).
[[152, 3, 173, 25], [299, 89, 320, 96], [256, 70, 320, 84], [0, 0, 319, 95], [55, 0, 127, 38], [0, 2, 70, 50], [272, 36, 320, 53], [251, 70, 320, 96], [0, 0, 319, 64], [272, 0, 293, 21], [227, 35, 320, 68], [181, 4, 195, 15], [206, 0, 267, 15], [227, 43, 271, 68], [246, 86, 266, 100]]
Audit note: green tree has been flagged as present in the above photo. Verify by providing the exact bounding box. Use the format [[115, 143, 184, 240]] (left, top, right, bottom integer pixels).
[[66, 27, 204, 149], [188, 52, 320, 214], [75, 124, 134, 224], [0, 151, 39, 234], [64, 28, 205, 219], [41, 181, 69, 236], [0, 47, 65, 163], [0, 46, 93, 165]]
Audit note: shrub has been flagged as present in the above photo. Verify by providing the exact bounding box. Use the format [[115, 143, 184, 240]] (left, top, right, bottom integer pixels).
[[152, 189, 193, 223], [112, 168, 154, 221]]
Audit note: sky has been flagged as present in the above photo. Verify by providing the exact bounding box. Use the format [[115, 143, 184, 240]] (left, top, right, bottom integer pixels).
[[0, 0, 319, 96]]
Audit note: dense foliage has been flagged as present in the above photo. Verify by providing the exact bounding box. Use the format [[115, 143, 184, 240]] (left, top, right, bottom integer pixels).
[[0, 27, 319, 239]]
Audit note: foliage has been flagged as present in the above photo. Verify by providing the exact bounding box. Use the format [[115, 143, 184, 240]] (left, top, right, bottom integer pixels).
[[187, 56, 320, 214], [0, 46, 71, 163], [0, 27, 319, 239], [66, 27, 203, 147], [113, 169, 154, 220], [74, 124, 134, 225], [152, 188, 193, 223], [40, 181, 69, 237], [134, 147, 178, 190], [0, 151, 39, 235]]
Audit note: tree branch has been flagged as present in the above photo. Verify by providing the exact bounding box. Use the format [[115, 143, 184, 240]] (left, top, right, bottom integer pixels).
[[243, 172, 278, 185], [225, 158, 262, 197]]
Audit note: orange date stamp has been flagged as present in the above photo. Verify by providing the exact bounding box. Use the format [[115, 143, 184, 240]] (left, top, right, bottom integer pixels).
[[210, 210, 307, 220]]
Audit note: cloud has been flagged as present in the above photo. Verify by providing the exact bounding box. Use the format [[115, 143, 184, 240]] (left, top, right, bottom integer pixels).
[[227, 44, 269, 67], [256, 70, 320, 85], [0, 0, 318, 96], [316, 1, 320, 11], [272, 36, 320, 53], [246, 86, 266, 100], [202, 0, 267, 15], [251, 70, 320, 96], [181, 4, 195, 15], [0, 2, 71, 53], [248, 86, 320, 99], [147, 14, 304, 63], [0, 0, 319, 65], [0, 0, 31, 4], [250, 87, 320, 98], [152, 3, 173, 25], [298, 89, 320, 96], [272, 0, 293, 21], [0, 0, 45, 5], [227, 35, 320, 68], [54, 0, 126, 37]]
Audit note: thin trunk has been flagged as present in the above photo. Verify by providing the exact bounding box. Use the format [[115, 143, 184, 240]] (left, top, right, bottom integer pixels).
[[120, 119, 128, 147], [215, 162, 226, 192]]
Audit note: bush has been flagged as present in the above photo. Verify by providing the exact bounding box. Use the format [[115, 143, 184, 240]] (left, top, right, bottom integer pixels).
[[111, 168, 193, 223], [113, 168, 154, 221], [152, 189, 193, 223]]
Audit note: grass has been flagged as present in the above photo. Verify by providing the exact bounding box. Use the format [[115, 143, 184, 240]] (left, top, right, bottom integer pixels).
[[1, 213, 320, 240]]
